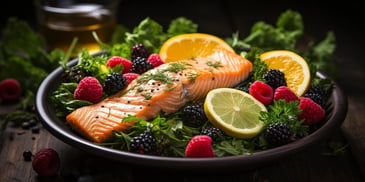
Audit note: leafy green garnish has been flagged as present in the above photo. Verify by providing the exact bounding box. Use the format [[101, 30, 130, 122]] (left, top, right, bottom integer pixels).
[[98, 17, 198, 60], [109, 114, 200, 157], [167, 17, 198, 37], [125, 17, 166, 54], [260, 99, 309, 138], [50, 82, 93, 117], [73, 50, 110, 81], [226, 9, 337, 78], [304, 31, 337, 77], [243, 9, 303, 51]]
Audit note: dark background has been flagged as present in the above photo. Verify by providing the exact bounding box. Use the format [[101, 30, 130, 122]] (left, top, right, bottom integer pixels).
[[1, 0, 364, 96]]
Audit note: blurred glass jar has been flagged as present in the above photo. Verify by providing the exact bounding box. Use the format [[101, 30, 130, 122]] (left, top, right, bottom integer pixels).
[[34, 0, 119, 54]]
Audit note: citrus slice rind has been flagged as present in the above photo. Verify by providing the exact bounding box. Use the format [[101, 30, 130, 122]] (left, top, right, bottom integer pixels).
[[204, 88, 267, 139], [159, 33, 235, 62], [260, 50, 311, 96]]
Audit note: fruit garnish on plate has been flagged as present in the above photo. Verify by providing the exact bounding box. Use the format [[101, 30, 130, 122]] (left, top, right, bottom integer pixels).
[[204, 88, 266, 139], [260, 50, 311, 96], [159, 33, 235, 62]]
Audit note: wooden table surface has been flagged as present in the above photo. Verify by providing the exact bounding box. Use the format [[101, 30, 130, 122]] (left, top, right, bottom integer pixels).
[[1, 0, 364, 181]]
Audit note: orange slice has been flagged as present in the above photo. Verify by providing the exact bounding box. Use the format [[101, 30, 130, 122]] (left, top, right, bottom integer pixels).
[[260, 50, 311, 96], [159, 33, 235, 62]]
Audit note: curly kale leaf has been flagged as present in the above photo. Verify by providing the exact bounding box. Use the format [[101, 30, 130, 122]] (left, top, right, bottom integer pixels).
[[260, 100, 309, 137], [304, 31, 337, 77], [167, 17, 198, 37], [243, 9, 303, 51], [125, 17, 166, 54]]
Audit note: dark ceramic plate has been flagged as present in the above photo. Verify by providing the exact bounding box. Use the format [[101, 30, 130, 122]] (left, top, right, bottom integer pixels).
[[35, 54, 348, 170]]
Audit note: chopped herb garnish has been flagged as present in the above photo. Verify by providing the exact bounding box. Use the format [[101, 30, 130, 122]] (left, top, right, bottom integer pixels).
[[141, 93, 152, 100], [187, 73, 200, 83], [164, 85, 179, 91], [164, 62, 190, 72], [137, 71, 174, 84], [206, 61, 223, 68]]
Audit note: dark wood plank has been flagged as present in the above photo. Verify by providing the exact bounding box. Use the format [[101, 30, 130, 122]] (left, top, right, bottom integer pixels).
[[342, 95, 365, 175]]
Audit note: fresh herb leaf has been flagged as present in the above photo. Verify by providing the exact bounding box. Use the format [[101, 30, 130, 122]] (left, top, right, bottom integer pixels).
[[206, 61, 223, 68], [167, 17, 198, 37], [260, 99, 309, 137], [110, 114, 200, 157], [125, 17, 166, 54], [243, 9, 303, 51], [304, 31, 337, 77]]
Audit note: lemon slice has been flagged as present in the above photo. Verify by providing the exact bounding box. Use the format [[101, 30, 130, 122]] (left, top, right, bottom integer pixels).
[[260, 50, 311, 96], [159, 33, 235, 62], [204, 88, 267, 139]]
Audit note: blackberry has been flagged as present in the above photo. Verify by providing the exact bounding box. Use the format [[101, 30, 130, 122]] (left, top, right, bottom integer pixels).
[[130, 57, 153, 74], [235, 86, 249, 93], [263, 69, 287, 90], [303, 92, 326, 108], [304, 85, 331, 108], [130, 131, 157, 155], [131, 43, 150, 60], [23, 150, 33, 161], [265, 122, 291, 146], [306, 85, 331, 98], [62, 67, 91, 83], [181, 103, 207, 127], [103, 73, 128, 95], [201, 127, 225, 141]]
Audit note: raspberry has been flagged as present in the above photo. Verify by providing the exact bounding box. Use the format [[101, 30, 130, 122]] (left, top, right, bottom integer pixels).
[[123, 72, 140, 84], [74, 77, 103, 103], [298, 97, 325, 125], [32, 148, 60, 176], [0, 78, 22, 103], [185, 135, 215, 158], [106, 56, 133, 74], [249, 81, 273, 105], [147, 53, 164, 67], [274, 86, 298, 102]]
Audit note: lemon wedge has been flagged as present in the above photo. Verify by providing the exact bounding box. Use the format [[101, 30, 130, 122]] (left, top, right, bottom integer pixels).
[[204, 88, 267, 139]]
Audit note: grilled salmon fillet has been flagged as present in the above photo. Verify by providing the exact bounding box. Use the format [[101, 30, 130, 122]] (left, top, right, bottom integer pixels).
[[66, 48, 253, 142]]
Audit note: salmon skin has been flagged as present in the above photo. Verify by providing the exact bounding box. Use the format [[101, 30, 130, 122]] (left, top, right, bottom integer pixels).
[[66, 49, 253, 142]]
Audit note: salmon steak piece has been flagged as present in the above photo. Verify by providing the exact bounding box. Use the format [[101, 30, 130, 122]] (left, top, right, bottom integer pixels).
[[66, 48, 253, 142]]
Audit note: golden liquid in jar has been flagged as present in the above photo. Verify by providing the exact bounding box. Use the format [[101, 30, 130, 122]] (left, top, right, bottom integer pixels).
[[39, 3, 117, 54]]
